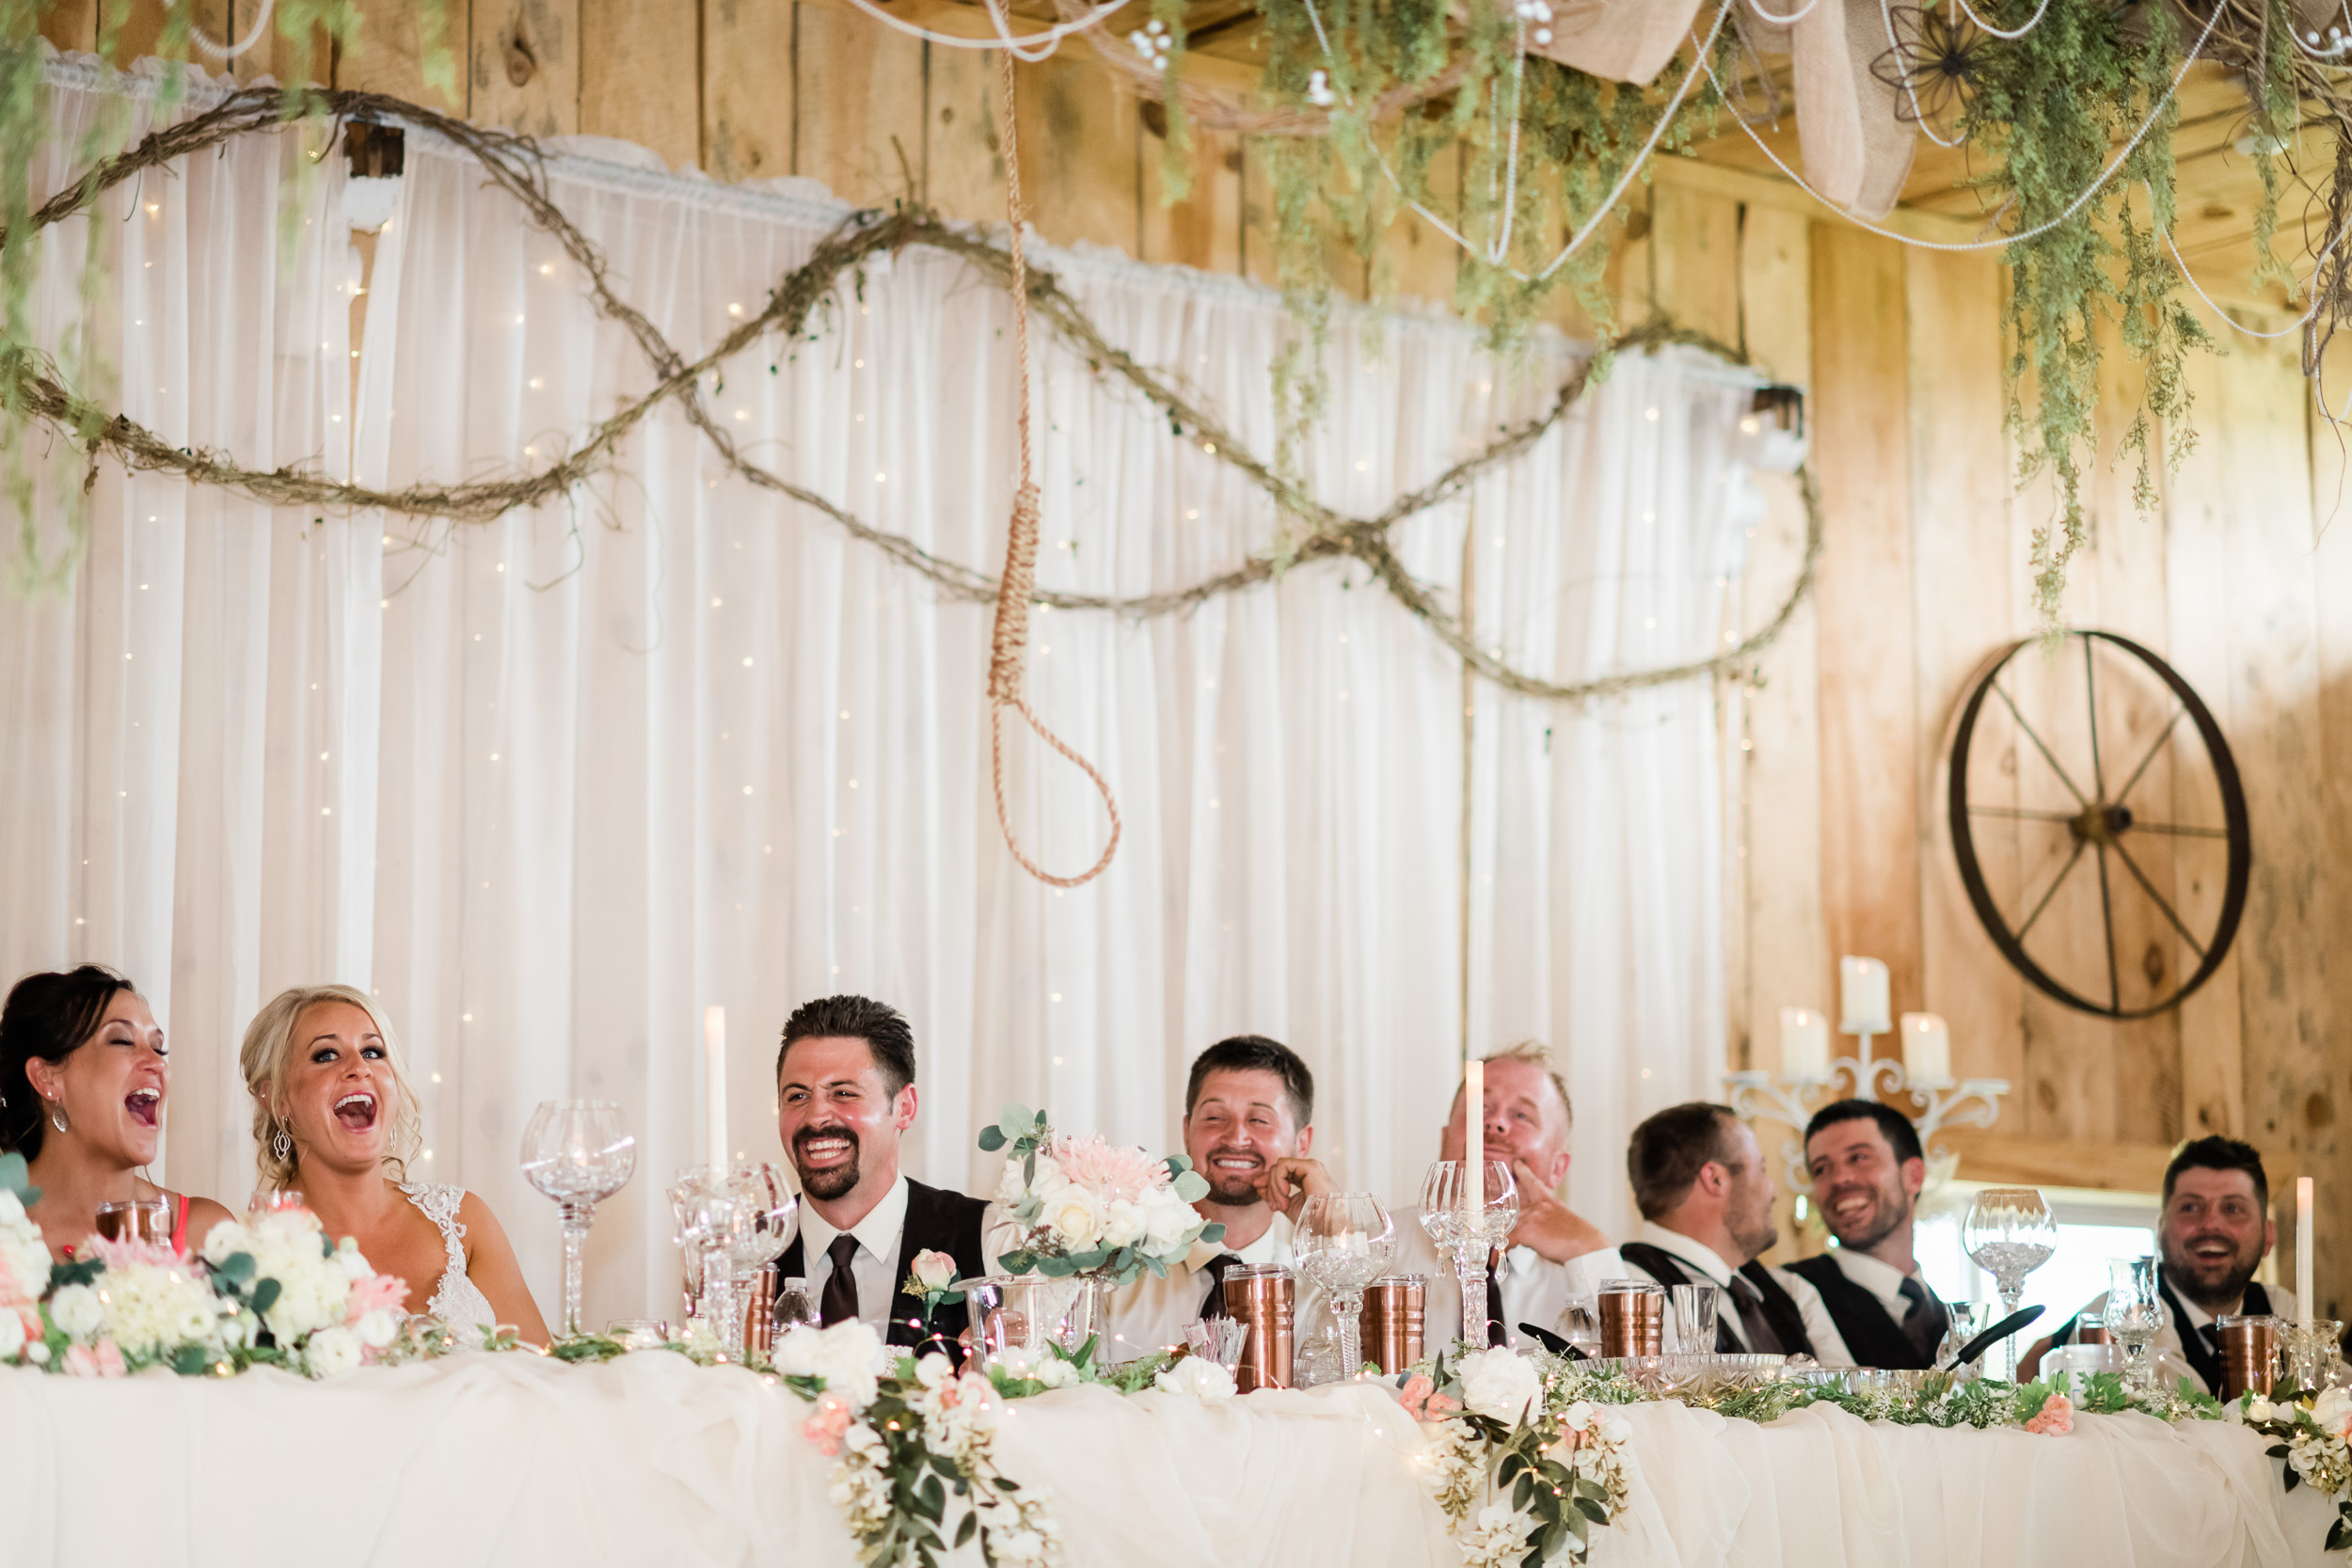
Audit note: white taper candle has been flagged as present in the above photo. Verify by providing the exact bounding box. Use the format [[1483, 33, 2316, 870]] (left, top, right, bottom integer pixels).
[[1464, 1056, 1485, 1214], [2298, 1176, 2314, 1328]]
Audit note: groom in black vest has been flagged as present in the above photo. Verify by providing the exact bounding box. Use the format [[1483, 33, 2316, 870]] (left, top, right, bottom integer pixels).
[[1619, 1102, 1851, 1365], [772, 994, 991, 1354], [1784, 1100, 1947, 1370]]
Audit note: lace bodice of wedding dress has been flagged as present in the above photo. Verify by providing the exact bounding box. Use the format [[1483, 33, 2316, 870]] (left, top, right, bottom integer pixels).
[[400, 1181, 498, 1340]]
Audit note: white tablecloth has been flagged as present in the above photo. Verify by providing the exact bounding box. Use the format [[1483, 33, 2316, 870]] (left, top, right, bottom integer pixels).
[[0, 1355, 2337, 1566]]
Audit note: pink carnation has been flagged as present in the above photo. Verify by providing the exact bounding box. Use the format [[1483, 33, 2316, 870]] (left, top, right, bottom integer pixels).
[[63, 1339, 126, 1378], [1047, 1134, 1167, 1202], [2025, 1391, 2074, 1435], [802, 1396, 854, 1456], [344, 1271, 409, 1324]]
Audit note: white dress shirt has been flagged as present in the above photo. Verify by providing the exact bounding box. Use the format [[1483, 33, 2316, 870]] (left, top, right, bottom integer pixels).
[[796, 1175, 914, 1335], [1823, 1245, 1926, 1321], [1388, 1205, 1626, 1350], [1102, 1211, 1331, 1358], [1626, 1221, 1854, 1368]]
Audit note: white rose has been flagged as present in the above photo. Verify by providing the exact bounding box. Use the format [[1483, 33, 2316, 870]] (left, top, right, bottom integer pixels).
[[2248, 1394, 2278, 1423], [1026, 1157, 1071, 1202], [775, 1321, 883, 1409], [1141, 1192, 1196, 1253], [1045, 1188, 1104, 1248], [356, 1308, 403, 1351], [1153, 1355, 1237, 1406], [993, 1160, 1030, 1206], [48, 1284, 103, 1339], [1457, 1347, 1542, 1424], [0, 1190, 22, 1226], [1035, 1355, 1083, 1389], [2314, 1387, 2352, 1434], [0, 1307, 23, 1360], [305, 1325, 362, 1378], [1100, 1200, 1145, 1249]]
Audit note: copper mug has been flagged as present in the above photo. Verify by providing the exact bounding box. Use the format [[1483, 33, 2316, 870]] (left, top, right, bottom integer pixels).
[[2076, 1322, 2114, 1346], [1597, 1279, 1665, 1357], [1360, 1275, 1427, 1375], [1223, 1263, 1295, 1391], [2216, 1313, 2280, 1401], [743, 1263, 778, 1359]]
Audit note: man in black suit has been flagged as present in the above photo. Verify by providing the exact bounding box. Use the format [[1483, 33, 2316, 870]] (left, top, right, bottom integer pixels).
[[772, 994, 990, 1353], [1785, 1100, 1948, 1370]]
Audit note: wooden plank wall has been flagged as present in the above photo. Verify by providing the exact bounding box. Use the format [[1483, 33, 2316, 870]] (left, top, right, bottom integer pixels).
[[38, 0, 2352, 1308]]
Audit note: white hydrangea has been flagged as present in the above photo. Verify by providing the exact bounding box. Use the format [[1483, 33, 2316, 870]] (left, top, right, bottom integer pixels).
[[1033, 1355, 1083, 1391], [0, 1194, 51, 1305], [0, 1306, 24, 1360], [91, 1260, 223, 1360]]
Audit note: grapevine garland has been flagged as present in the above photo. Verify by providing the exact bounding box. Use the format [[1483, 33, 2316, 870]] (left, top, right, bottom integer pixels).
[[0, 73, 1819, 708]]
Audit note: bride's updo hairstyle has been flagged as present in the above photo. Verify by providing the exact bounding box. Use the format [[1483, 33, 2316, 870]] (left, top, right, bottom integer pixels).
[[240, 985, 424, 1190]]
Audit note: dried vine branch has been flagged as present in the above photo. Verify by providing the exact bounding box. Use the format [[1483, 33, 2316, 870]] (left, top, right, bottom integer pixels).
[[0, 81, 1818, 707]]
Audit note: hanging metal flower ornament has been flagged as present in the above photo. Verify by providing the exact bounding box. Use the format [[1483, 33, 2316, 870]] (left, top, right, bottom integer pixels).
[[1869, 5, 1995, 139]]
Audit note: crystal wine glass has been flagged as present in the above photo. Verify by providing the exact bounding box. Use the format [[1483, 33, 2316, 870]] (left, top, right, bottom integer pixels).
[[720, 1163, 798, 1353], [668, 1167, 741, 1354], [2104, 1255, 2164, 1395], [1421, 1160, 1517, 1348], [1292, 1192, 1395, 1380], [1963, 1186, 2056, 1380], [518, 1100, 637, 1338]]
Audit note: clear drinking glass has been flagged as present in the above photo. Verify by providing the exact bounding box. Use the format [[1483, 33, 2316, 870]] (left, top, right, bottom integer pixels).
[[722, 1164, 799, 1298], [1292, 1192, 1395, 1380], [1962, 1186, 2056, 1380], [1934, 1299, 1987, 1370], [519, 1099, 638, 1338], [1420, 1160, 1517, 1349], [94, 1197, 172, 1247], [2104, 1255, 2164, 1394], [1670, 1283, 1721, 1354]]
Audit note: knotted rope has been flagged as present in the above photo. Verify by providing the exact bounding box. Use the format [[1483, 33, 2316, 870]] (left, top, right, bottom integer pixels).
[[986, 37, 1122, 889]]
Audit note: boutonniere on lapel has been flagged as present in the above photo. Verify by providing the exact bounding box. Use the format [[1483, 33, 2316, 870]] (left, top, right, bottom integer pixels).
[[900, 1248, 965, 1326]]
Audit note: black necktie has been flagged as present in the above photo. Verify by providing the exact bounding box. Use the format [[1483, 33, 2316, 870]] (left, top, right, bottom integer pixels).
[[819, 1233, 863, 1326], [1899, 1275, 1948, 1362], [1731, 1274, 1784, 1354], [1485, 1248, 1509, 1347], [1200, 1253, 1242, 1319]]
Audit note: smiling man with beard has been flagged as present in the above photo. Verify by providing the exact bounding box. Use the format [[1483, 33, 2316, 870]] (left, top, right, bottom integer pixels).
[[771, 994, 991, 1352], [1100, 1035, 1324, 1356], [2022, 1136, 2293, 1393], [1784, 1100, 1948, 1369]]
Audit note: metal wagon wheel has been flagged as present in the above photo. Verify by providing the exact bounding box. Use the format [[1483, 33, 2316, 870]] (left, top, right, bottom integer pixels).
[[1946, 629, 2250, 1020]]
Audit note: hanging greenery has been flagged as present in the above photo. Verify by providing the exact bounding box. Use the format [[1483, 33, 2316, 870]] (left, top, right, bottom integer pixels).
[[4, 0, 2349, 624]]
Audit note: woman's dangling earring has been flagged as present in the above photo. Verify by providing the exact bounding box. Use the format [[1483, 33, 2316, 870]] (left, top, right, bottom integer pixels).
[[272, 1118, 294, 1163], [47, 1101, 69, 1134]]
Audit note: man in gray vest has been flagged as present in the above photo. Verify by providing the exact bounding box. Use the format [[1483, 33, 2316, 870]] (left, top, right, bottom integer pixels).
[[1784, 1099, 1948, 1369]]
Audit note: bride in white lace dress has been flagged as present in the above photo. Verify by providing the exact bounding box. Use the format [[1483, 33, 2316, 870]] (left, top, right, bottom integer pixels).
[[236, 985, 548, 1345]]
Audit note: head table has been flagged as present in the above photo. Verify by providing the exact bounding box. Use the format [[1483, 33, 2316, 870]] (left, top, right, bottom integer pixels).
[[0, 1353, 2334, 1567]]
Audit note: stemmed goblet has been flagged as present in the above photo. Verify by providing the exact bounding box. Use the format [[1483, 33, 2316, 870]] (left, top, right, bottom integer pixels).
[[721, 1163, 799, 1353], [1963, 1186, 2056, 1380], [2104, 1255, 2164, 1395], [669, 1168, 740, 1354], [519, 1100, 638, 1339], [1420, 1160, 1518, 1349], [1292, 1193, 1396, 1380]]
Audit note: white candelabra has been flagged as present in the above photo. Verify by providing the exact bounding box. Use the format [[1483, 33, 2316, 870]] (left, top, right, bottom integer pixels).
[[1724, 960, 2010, 1195]]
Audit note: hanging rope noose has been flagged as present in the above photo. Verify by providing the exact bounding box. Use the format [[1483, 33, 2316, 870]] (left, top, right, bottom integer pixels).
[[985, 33, 1122, 888]]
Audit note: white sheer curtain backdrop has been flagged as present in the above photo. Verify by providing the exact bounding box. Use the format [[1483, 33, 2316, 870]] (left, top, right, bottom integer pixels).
[[0, 66, 1754, 1324]]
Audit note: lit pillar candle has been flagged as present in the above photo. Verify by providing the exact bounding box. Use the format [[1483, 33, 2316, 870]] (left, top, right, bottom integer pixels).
[[1839, 956, 1891, 1036], [1899, 1012, 1951, 1085], [1464, 1057, 1484, 1212], [1779, 1006, 1829, 1083], [2298, 1177, 2315, 1327], [705, 1005, 729, 1175]]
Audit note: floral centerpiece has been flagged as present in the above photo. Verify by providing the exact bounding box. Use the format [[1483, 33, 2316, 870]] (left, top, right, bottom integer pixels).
[[980, 1104, 1221, 1285], [1404, 1346, 1632, 1568], [0, 1154, 411, 1380], [2240, 1386, 2352, 1550]]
